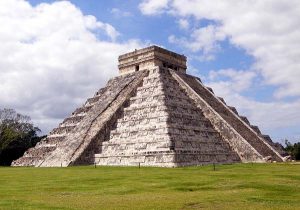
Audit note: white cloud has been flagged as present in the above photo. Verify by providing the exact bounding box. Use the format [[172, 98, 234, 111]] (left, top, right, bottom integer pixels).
[[169, 25, 226, 60], [210, 85, 300, 143], [140, 0, 300, 99], [208, 69, 256, 93], [110, 8, 132, 18], [140, 0, 300, 142], [0, 0, 143, 134], [177, 19, 189, 30], [139, 0, 170, 15], [205, 68, 300, 142]]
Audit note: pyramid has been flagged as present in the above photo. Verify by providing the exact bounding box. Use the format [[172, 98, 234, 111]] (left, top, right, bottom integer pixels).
[[12, 46, 288, 167]]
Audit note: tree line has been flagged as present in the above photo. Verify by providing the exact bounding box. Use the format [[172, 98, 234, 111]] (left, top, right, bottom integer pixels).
[[284, 140, 300, 160], [0, 108, 44, 165]]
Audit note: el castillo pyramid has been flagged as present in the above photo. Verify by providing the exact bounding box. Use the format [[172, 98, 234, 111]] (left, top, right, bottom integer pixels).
[[12, 46, 289, 167]]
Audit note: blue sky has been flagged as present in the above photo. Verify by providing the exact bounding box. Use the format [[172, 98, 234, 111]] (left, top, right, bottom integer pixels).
[[0, 0, 299, 143], [29, 0, 254, 72]]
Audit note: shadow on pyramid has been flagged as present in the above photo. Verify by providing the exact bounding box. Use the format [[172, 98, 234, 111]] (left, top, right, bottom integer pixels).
[[12, 46, 289, 167]]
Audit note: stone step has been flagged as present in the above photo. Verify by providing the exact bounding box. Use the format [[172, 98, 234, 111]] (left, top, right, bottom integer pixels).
[[95, 149, 175, 158], [116, 114, 168, 124], [23, 145, 56, 158], [72, 106, 92, 115], [108, 134, 171, 142], [110, 124, 218, 138], [86, 95, 101, 104], [228, 106, 238, 115], [62, 115, 84, 125], [59, 122, 79, 127], [111, 122, 215, 134], [136, 84, 164, 92], [93, 87, 107, 97], [134, 87, 192, 100], [123, 105, 168, 115], [169, 132, 225, 142], [206, 86, 214, 94], [261, 134, 272, 142], [116, 114, 209, 127], [124, 102, 202, 116], [108, 133, 223, 143], [124, 96, 197, 110], [129, 95, 193, 107], [218, 97, 226, 104], [122, 111, 203, 125], [239, 116, 250, 125], [85, 92, 117, 106], [261, 134, 288, 156], [129, 93, 165, 103], [49, 125, 76, 135], [47, 132, 66, 138], [45, 136, 65, 144], [251, 125, 261, 135], [11, 156, 40, 166]]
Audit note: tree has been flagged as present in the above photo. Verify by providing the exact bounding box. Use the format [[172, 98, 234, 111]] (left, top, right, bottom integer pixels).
[[284, 140, 300, 161], [0, 108, 44, 165]]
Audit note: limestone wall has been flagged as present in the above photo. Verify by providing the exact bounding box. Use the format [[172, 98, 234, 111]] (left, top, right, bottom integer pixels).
[[95, 68, 176, 167], [95, 67, 241, 167], [12, 70, 148, 167], [37, 70, 148, 167], [11, 78, 114, 166], [118, 45, 186, 75], [170, 70, 264, 163], [173, 71, 284, 162]]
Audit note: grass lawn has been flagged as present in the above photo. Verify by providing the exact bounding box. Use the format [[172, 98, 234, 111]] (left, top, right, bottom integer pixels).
[[0, 163, 299, 210]]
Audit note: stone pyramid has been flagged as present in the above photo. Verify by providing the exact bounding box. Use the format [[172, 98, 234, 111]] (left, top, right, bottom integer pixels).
[[12, 46, 288, 167]]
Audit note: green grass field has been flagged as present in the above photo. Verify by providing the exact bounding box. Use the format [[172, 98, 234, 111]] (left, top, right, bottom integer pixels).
[[0, 163, 299, 210]]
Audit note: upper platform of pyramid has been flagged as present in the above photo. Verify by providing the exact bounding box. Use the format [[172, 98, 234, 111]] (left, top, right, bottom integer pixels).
[[118, 45, 187, 75]]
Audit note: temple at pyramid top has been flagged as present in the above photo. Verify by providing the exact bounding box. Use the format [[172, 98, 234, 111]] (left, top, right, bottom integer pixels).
[[118, 45, 187, 75]]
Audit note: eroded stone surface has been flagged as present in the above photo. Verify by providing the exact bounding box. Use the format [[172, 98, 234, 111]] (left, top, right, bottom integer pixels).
[[95, 68, 240, 166], [173, 71, 284, 162]]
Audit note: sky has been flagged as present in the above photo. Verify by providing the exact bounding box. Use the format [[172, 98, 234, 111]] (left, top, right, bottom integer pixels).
[[0, 0, 299, 144]]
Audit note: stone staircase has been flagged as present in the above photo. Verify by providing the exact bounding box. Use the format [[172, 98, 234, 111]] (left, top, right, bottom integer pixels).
[[95, 68, 240, 167], [95, 68, 176, 166], [12, 93, 98, 166], [12, 71, 148, 166]]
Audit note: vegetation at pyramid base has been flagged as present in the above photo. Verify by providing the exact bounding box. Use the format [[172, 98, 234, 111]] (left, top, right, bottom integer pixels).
[[0, 108, 44, 165], [285, 140, 300, 160]]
